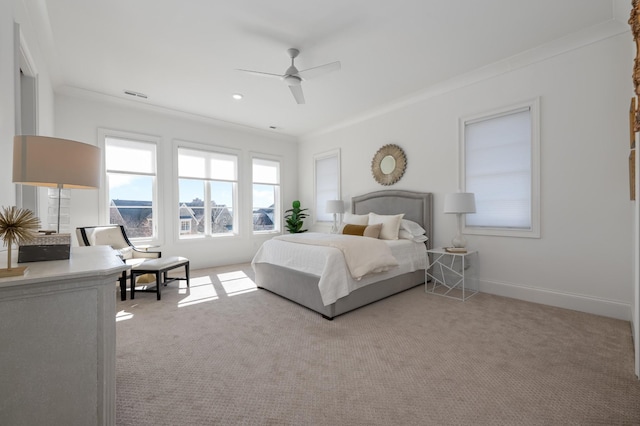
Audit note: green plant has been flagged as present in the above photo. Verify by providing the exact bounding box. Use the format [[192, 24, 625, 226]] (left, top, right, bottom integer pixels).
[[284, 200, 308, 233]]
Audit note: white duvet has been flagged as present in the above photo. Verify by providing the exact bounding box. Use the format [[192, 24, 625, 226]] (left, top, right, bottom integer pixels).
[[276, 233, 398, 279], [251, 233, 426, 306]]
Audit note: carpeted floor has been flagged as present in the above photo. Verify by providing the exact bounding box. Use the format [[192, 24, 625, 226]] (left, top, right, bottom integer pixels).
[[115, 263, 640, 425]]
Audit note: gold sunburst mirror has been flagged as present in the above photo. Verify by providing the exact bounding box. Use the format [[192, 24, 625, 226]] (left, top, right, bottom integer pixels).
[[371, 144, 407, 186]]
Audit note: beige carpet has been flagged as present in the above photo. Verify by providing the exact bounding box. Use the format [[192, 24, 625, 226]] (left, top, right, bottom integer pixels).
[[115, 263, 640, 425]]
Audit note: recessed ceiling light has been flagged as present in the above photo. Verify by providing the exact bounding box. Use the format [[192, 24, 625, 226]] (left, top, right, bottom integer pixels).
[[232, 93, 243, 100]]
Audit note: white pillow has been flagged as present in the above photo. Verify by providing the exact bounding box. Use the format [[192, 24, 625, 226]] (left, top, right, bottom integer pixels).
[[343, 212, 369, 225], [399, 230, 429, 243], [401, 219, 426, 237], [368, 212, 404, 240]]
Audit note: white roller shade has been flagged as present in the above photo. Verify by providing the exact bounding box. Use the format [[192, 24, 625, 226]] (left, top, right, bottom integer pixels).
[[465, 108, 531, 229], [106, 137, 156, 175], [178, 148, 237, 181]]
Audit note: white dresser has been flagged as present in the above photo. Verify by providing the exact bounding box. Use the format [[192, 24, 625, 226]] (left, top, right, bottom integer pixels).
[[0, 246, 127, 426]]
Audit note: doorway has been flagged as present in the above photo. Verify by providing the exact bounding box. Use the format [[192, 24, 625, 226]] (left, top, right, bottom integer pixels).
[[14, 24, 39, 214]]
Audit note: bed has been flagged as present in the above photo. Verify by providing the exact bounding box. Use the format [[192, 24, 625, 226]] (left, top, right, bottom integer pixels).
[[252, 190, 433, 319]]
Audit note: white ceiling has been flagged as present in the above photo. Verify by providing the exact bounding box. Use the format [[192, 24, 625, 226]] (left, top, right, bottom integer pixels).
[[23, 0, 625, 137]]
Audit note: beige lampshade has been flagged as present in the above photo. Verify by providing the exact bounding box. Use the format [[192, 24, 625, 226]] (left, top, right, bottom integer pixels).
[[444, 192, 476, 214], [326, 199, 344, 214], [13, 135, 101, 189]]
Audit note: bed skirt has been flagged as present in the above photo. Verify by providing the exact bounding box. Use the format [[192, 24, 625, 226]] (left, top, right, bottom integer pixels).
[[254, 263, 425, 319]]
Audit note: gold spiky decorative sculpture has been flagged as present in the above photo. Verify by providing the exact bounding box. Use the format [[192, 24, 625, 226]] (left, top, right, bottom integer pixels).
[[0, 206, 40, 277]]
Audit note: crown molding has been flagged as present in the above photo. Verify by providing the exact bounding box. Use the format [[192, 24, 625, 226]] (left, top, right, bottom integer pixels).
[[304, 19, 629, 140], [56, 85, 298, 143]]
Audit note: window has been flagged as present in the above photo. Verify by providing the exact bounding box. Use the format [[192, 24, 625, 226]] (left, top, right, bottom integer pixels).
[[104, 135, 158, 239], [314, 149, 341, 223], [180, 219, 191, 234], [178, 146, 238, 238], [461, 99, 540, 238], [252, 157, 280, 233]]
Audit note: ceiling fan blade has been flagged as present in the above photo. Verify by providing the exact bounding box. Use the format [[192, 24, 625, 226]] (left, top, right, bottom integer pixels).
[[289, 85, 305, 104], [298, 61, 341, 80], [236, 69, 284, 80]]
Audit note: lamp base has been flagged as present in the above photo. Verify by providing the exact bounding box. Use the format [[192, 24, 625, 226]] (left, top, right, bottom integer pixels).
[[451, 233, 467, 248], [330, 213, 339, 234], [451, 213, 467, 248], [0, 266, 28, 278]]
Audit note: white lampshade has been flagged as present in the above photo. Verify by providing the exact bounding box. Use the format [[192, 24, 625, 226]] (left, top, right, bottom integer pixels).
[[13, 135, 101, 189], [13, 135, 101, 234], [326, 200, 344, 214], [444, 192, 476, 214]]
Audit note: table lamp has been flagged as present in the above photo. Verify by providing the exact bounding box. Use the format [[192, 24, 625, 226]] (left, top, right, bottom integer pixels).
[[12, 135, 101, 234], [444, 192, 476, 248], [326, 200, 344, 234]]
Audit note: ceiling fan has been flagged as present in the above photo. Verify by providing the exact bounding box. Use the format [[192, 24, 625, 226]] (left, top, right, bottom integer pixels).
[[236, 48, 341, 104]]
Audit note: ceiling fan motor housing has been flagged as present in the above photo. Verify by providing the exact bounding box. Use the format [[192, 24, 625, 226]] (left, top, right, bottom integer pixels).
[[284, 75, 302, 86]]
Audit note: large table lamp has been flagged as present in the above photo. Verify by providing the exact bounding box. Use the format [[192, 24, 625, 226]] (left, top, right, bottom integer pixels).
[[444, 192, 476, 248], [12, 135, 101, 233], [326, 199, 344, 234]]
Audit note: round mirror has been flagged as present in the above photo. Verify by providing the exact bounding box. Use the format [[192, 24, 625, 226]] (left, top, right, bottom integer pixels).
[[371, 144, 407, 186], [380, 155, 396, 175]]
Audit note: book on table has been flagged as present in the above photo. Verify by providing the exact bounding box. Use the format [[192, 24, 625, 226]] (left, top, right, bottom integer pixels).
[[444, 247, 467, 254]]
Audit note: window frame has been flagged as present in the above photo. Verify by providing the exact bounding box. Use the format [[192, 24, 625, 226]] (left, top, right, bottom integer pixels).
[[98, 128, 161, 243], [175, 141, 240, 240], [251, 154, 281, 235], [313, 149, 341, 224], [459, 98, 540, 239]]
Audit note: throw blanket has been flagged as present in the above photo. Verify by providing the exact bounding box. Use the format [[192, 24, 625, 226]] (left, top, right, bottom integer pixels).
[[275, 233, 398, 280]]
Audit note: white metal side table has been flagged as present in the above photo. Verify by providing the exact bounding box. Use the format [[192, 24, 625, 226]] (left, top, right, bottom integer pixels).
[[425, 248, 478, 301]]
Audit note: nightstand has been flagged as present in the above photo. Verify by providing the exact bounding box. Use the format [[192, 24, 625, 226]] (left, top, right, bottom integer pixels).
[[425, 248, 478, 301]]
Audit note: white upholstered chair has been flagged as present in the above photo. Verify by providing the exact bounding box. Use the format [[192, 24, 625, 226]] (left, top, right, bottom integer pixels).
[[76, 225, 161, 300]]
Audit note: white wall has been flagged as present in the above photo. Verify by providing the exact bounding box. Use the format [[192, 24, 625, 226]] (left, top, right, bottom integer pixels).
[[55, 92, 298, 269], [0, 2, 16, 209], [299, 31, 633, 320], [0, 1, 55, 209]]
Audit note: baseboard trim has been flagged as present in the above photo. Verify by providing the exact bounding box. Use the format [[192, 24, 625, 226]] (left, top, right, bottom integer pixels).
[[479, 279, 631, 321]]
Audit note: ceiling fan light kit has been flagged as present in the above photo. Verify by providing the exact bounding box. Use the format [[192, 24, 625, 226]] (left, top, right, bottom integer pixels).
[[237, 48, 340, 104], [284, 75, 301, 86]]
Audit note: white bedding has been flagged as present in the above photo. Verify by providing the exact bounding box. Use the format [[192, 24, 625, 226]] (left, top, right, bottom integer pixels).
[[275, 233, 398, 279], [251, 234, 426, 306]]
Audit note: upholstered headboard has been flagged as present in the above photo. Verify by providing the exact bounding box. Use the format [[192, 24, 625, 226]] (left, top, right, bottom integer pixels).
[[352, 190, 433, 249]]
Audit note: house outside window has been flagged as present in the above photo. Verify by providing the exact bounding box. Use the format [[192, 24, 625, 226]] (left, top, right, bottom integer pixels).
[[461, 98, 540, 238], [314, 149, 341, 223], [180, 219, 191, 234], [103, 133, 158, 240], [252, 157, 280, 233], [178, 146, 238, 238]]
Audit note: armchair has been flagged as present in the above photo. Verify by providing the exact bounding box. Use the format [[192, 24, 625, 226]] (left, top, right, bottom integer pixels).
[[76, 225, 161, 300]]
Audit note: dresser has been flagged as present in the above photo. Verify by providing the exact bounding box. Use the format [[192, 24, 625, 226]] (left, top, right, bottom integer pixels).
[[0, 246, 127, 425]]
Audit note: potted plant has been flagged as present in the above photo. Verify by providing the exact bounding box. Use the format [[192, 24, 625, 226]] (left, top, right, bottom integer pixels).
[[284, 200, 308, 233]]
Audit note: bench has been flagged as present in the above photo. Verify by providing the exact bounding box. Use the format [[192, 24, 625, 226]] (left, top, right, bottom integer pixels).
[[130, 256, 190, 300]]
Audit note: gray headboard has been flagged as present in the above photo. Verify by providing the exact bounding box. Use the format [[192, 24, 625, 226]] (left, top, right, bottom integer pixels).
[[352, 190, 433, 249]]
